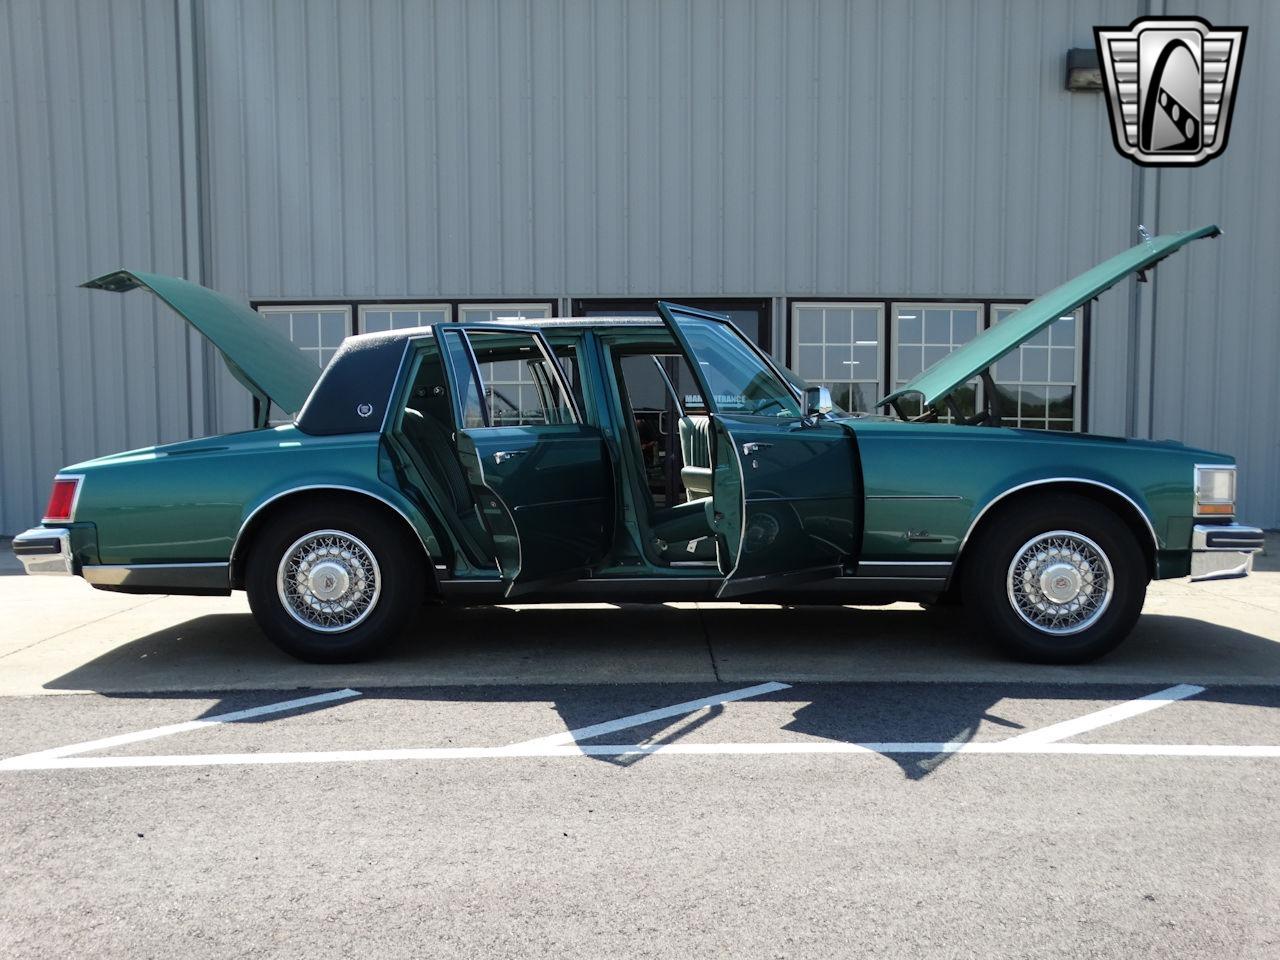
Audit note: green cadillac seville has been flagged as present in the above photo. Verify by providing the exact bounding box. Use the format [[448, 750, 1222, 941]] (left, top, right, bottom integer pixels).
[[13, 226, 1266, 664]]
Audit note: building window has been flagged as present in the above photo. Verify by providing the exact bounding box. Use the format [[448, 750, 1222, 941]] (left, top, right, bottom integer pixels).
[[790, 303, 884, 414], [573, 298, 772, 350], [458, 302, 553, 325], [359, 304, 450, 333], [256, 305, 352, 369], [890, 303, 983, 420], [990, 306, 1083, 430]]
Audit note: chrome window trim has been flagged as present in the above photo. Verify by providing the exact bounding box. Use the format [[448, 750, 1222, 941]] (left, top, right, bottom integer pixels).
[[378, 338, 415, 435], [229, 484, 432, 575], [42, 473, 86, 523], [953, 477, 1160, 566]]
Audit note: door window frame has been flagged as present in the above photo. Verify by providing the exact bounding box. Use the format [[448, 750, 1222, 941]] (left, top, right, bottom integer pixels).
[[434, 323, 582, 429]]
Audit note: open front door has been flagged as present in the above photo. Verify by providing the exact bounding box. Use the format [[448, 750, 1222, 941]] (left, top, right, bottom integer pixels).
[[434, 323, 613, 595], [657, 303, 860, 598]]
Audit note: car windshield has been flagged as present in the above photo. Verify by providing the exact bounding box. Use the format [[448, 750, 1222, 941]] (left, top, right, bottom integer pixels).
[[668, 314, 802, 418]]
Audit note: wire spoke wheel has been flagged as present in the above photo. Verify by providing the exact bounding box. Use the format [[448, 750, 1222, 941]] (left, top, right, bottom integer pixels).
[[276, 529, 381, 634], [1005, 530, 1114, 637]]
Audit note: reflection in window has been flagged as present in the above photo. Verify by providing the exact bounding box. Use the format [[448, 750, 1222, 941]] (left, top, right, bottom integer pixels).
[[791, 303, 883, 413], [670, 314, 801, 418], [457, 330, 576, 427], [990, 306, 1081, 430], [891, 304, 982, 420]]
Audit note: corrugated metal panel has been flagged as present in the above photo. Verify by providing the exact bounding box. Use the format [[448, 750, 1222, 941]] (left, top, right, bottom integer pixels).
[[4, 0, 1276, 529], [197, 0, 1146, 431], [1150, 0, 1280, 527], [199, 0, 1147, 303], [0, 0, 190, 534]]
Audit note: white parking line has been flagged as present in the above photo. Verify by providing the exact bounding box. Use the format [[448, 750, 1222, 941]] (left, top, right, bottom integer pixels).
[[2, 680, 1273, 773], [4, 739, 1280, 770], [999, 683, 1205, 746], [508, 681, 791, 748], [0, 688, 361, 768]]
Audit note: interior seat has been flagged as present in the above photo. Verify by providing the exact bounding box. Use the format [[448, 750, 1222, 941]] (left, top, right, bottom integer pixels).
[[678, 415, 713, 498], [401, 408, 475, 519]]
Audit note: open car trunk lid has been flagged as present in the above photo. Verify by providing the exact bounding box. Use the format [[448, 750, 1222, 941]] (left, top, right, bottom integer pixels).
[[879, 225, 1221, 410], [83, 270, 320, 418]]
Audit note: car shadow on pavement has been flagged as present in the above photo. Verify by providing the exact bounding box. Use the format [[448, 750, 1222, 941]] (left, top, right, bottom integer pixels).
[[35, 604, 1280, 777]]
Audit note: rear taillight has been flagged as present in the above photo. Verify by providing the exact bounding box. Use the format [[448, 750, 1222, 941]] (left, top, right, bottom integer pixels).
[[43, 477, 80, 522]]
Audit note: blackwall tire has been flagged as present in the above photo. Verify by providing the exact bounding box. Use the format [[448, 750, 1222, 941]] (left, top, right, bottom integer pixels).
[[245, 502, 421, 663], [962, 494, 1147, 664]]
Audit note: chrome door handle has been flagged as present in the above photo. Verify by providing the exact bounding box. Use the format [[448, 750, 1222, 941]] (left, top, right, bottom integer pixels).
[[493, 449, 528, 464], [741, 441, 774, 456]]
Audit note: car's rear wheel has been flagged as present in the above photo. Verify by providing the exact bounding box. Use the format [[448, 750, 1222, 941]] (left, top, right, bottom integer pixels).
[[962, 494, 1147, 664], [245, 502, 421, 663]]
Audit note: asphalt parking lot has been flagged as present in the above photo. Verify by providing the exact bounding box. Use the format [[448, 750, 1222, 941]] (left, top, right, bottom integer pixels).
[[2, 537, 1279, 959]]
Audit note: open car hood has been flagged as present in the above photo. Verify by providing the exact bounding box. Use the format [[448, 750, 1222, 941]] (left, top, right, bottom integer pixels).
[[83, 270, 321, 417], [879, 225, 1221, 410]]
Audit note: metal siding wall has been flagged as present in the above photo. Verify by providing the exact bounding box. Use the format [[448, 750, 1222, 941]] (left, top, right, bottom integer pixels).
[[197, 0, 1145, 437], [4, 0, 1275, 531], [1150, 0, 1280, 527], [200, 0, 1140, 303], [0, 0, 190, 534]]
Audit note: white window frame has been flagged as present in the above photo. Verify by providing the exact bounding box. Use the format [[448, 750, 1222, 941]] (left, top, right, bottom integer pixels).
[[989, 303, 1084, 430], [358, 303, 452, 333], [256, 304, 353, 369], [889, 301, 985, 421], [457, 302, 555, 324], [789, 301, 886, 414]]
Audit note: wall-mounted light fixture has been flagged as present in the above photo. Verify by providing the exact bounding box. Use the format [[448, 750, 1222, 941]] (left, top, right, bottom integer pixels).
[[1065, 48, 1103, 91]]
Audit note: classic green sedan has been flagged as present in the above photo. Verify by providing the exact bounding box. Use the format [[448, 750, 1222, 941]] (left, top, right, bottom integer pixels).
[[13, 226, 1265, 664]]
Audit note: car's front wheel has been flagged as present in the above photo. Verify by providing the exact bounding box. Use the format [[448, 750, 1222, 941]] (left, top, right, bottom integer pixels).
[[245, 502, 422, 663], [962, 494, 1147, 664]]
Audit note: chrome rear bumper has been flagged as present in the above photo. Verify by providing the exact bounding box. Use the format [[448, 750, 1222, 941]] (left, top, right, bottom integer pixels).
[[11, 527, 75, 576], [1190, 523, 1266, 582]]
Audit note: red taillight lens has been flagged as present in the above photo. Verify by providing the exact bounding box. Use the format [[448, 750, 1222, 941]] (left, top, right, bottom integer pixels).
[[44, 478, 79, 522]]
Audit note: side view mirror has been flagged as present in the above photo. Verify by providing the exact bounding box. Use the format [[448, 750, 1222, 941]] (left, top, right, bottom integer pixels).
[[804, 385, 833, 417]]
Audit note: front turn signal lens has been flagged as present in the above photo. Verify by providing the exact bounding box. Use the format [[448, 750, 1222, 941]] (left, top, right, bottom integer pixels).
[[1194, 465, 1236, 518], [43, 477, 80, 522]]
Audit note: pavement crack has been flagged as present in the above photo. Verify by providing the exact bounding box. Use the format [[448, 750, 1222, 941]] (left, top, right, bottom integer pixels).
[[0, 594, 168, 661], [694, 602, 722, 683]]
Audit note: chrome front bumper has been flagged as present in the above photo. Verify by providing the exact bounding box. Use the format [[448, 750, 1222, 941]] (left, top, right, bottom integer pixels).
[[11, 527, 76, 576], [1190, 523, 1266, 582]]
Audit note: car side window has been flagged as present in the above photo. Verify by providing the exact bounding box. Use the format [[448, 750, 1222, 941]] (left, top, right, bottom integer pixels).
[[668, 314, 802, 418], [442, 329, 578, 428]]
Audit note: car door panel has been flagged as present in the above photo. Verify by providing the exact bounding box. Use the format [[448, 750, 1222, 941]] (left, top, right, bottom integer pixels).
[[657, 303, 861, 598], [709, 415, 860, 596], [434, 324, 614, 594], [456, 425, 612, 585]]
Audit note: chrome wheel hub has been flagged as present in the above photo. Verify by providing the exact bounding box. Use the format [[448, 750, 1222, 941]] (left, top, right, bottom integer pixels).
[[276, 530, 381, 633], [1006, 531, 1114, 636], [306, 561, 350, 601]]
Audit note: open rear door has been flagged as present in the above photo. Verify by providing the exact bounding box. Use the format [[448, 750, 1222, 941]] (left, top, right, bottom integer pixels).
[[657, 303, 860, 598], [433, 323, 613, 596]]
